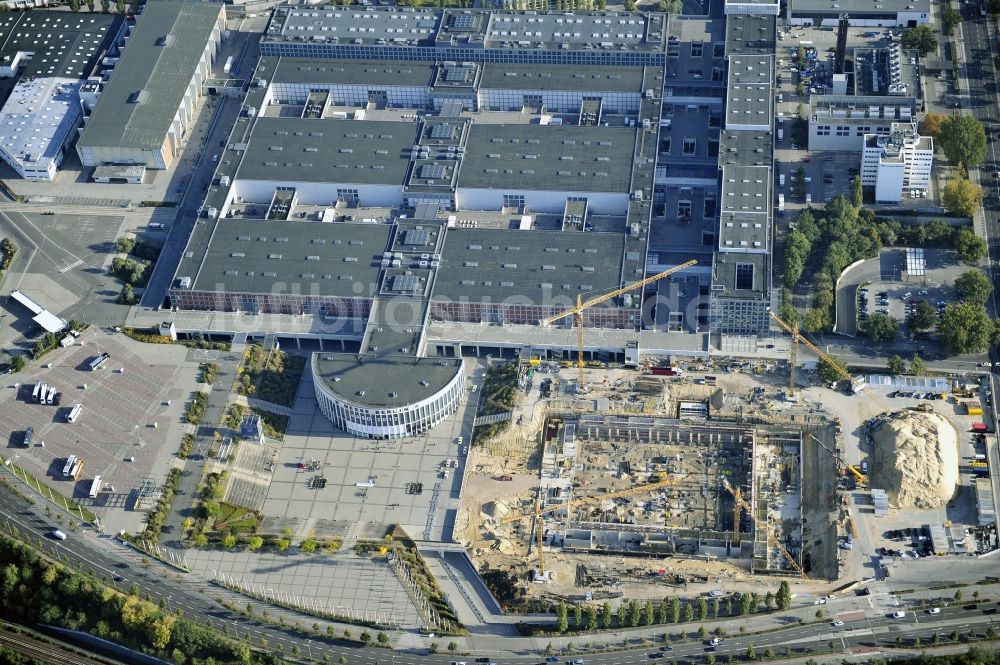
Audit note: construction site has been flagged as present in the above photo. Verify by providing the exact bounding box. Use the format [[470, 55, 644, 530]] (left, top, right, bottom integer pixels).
[[456, 351, 851, 604]]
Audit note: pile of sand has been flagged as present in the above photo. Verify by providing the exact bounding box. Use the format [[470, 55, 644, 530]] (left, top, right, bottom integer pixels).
[[869, 411, 958, 509]]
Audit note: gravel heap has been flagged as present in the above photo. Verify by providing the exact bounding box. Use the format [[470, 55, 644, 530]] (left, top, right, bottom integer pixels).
[[869, 411, 958, 509]]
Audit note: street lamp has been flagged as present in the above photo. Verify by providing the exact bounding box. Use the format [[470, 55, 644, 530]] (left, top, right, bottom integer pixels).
[[307, 639, 312, 660]]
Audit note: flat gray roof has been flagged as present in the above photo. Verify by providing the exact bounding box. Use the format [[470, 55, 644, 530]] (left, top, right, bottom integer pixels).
[[719, 165, 770, 252], [0, 11, 118, 79], [482, 12, 666, 51], [718, 209, 769, 253], [236, 117, 418, 185], [479, 63, 646, 93], [272, 57, 437, 88], [724, 15, 776, 56], [719, 129, 773, 167], [185, 219, 391, 296], [459, 124, 636, 193], [432, 227, 625, 304], [713, 252, 769, 297], [270, 6, 442, 46], [725, 83, 771, 127], [77, 1, 220, 150], [313, 353, 462, 409]]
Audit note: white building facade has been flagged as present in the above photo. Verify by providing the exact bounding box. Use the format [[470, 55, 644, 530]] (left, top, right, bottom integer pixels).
[[312, 356, 465, 439], [861, 122, 932, 203]]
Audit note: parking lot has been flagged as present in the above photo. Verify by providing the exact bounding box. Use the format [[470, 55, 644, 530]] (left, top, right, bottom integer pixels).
[[254, 359, 485, 543], [0, 329, 198, 532]]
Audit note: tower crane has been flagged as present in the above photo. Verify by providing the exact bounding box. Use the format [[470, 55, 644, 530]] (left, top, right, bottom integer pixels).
[[768, 311, 889, 414], [540, 260, 698, 387], [722, 477, 807, 579]]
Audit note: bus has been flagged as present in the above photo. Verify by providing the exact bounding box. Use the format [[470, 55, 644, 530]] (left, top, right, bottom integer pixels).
[[89, 352, 110, 371], [37, 384, 48, 402], [67, 403, 83, 423], [69, 459, 84, 480], [22, 427, 32, 447], [62, 455, 78, 477], [45, 386, 56, 405], [31, 383, 41, 401], [223, 55, 234, 74], [88, 475, 102, 499]]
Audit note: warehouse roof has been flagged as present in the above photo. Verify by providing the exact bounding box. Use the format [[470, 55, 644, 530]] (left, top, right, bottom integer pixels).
[[478, 63, 646, 93], [481, 12, 666, 51], [713, 252, 770, 297], [459, 124, 636, 193], [272, 58, 436, 88], [185, 219, 391, 296], [236, 117, 418, 185], [77, 2, 221, 150], [432, 227, 625, 304], [0, 11, 118, 79], [270, 6, 442, 46], [0, 78, 81, 173], [724, 14, 775, 56], [719, 129, 773, 167], [313, 353, 463, 408]]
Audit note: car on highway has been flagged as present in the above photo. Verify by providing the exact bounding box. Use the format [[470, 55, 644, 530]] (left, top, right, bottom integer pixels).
[[891, 611, 907, 619], [710, 638, 724, 646], [50, 530, 67, 540], [832, 620, 845, 627], [648, 654, 665, 659], [928, 607, 941, 614], [660, 645, 674, 652], [571, 660, 585, 665], [547, 658, 560, 662]]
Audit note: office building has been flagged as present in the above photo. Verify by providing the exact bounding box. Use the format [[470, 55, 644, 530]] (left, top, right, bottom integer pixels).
[[786, 0, 929, 27], [0, 11, 119, 180], [76, 1, 225, 170], [861, 122, 932, 203]]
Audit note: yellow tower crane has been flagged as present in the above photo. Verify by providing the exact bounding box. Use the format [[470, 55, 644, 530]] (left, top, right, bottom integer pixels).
[[540, 259, 698, 387], [769, 311, 889, 414], [722, 477, 808, 579]]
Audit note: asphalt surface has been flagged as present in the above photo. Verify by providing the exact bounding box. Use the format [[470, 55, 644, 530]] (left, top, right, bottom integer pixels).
[[3, 480, 1000, 664]]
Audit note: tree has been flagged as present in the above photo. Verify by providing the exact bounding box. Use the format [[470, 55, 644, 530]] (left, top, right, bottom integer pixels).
[[815, 608, 825, 620], [602, 602, 613, 629], [69, 0, 80, 11], [864, 312, 896, 342], [711, 597, 720, 618], [887, 354, 906, 376], [447, 641, 458, 652], [115, 236, 135, 254], [119, 283, 135, 305], [300, 538, 317, 554], [851, 176, 862, 208], [776, 581, 792, 611], [557, 602, 569, 633], [670, 597, 681, 623], [746, 643, 757, 661], [707, 655, 716, 665], [222, 533, 236, 548], [941, 7, 962, 32], [738, 593, 752, 616], [116, 0, 126, 12], [764, 592, 775, 610], [100, 0, 110, 11], [919, 112, 945, 138], [900, 25, 937, 57], [656, 0, 683, 9], [697, 598, 708, 620], [10, 355, 24, 372], [802, 307, 830, 333], [956, 228, 988, 263], [588, 604, 599, 630], [624, 0, 637, 9], [698, 626, 708, 638], [817, 355, 847, 384], [938, 302, 993, 354], [938, 116, 988, 170], [942, 178, 985, 217], [955, 270, 993, 306], [684, 601, 694, 622], [645, 599, 655, 626], [909, 354, 926, 376], [377, 631, 389, 644], [574, 604, 583, 628], [910, 301, 938, 330], [617, 603, 627, 627], [86, 0, 95, 10]]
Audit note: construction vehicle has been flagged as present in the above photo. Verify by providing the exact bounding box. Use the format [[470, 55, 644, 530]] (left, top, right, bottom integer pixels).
[[540, 260, 697, 387], [808, 433, 867, 486], [722, 477, 807, 578]]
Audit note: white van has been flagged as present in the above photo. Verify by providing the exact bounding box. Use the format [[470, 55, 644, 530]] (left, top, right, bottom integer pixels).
[[51, 530, 67, 540], [779, 173, 786, 187], [806, 193, 813, 204], [67, 403, 83, 423]]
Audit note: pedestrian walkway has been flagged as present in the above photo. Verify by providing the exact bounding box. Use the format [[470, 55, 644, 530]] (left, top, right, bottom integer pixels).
[[159, 351, 243, 548]]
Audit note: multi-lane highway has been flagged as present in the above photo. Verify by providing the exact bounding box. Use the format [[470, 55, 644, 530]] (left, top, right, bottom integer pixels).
[[2, 481, 1000, 665]]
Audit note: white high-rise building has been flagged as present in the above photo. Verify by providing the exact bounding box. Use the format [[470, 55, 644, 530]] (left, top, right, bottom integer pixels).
[[860, 122, 933, 204]]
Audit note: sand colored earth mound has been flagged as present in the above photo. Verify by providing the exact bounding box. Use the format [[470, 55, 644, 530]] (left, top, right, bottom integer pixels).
[[869, 411, 958, 509]]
